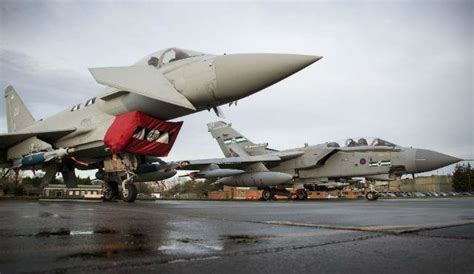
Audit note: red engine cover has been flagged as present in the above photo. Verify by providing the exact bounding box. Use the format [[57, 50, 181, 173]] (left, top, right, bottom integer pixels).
[[104, 111, 183, 157]]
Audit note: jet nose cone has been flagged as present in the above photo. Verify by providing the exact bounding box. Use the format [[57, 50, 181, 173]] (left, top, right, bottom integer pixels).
[[213, 53, 322, 102], [415, 149, 462, 172]]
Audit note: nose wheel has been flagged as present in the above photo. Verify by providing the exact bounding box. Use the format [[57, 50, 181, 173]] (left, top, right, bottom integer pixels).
[[120, 183, 138, 202]]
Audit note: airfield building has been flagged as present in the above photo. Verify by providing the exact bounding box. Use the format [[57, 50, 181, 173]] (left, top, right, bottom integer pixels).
[[43, 184, 102, 199], [375, 175, 453, 192]]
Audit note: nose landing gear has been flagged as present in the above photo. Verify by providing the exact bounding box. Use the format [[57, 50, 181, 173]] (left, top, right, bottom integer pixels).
[[101, 173, 138, 203], [99, 154, 141, 203]]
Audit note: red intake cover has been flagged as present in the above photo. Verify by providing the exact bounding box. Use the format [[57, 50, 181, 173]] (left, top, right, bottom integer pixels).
[[104, 111, 183, 156]]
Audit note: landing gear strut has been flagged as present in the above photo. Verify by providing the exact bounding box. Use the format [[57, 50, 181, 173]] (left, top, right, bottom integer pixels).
[[99, 153, 143, 203]]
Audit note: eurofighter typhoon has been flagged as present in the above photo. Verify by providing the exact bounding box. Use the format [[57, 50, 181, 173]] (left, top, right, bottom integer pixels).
[[1, 48, 322, 202], [179, 121, 462, 201]]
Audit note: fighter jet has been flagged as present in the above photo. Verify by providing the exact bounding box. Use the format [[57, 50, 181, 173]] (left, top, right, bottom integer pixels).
[[178, 121, 462, 201], [0, 48, 322, 202]]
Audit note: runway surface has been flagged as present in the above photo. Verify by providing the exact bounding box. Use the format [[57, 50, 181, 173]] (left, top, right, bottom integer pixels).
[[1, 198, 473, 273]]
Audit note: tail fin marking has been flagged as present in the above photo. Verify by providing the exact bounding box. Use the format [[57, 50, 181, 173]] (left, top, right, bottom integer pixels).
[[207, 121, 270, 157]]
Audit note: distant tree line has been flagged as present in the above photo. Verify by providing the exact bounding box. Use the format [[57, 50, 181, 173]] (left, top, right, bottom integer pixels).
[[163, 178, 220, 198], [0, 174, 92, 196], [452, 163, 473, 192]]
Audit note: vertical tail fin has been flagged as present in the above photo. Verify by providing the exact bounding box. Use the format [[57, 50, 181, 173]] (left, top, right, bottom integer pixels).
[[4, 85, 35, 132], [207, 121, 270, 157]]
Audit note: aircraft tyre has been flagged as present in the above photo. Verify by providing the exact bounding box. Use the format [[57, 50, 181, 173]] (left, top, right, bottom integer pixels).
[[121, 184, 138, 202], [261, 189, 274, 201], [365, 191, 378, 201], [296, 189, 308, 200], [103, 181, 119, 201]]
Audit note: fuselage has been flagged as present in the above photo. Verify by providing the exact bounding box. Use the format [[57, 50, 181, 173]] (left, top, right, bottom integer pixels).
[[199, 122, 461, 188], [266, 142, 460, 184], [10, 48, 322, 163], [269, 144, 414, 182]]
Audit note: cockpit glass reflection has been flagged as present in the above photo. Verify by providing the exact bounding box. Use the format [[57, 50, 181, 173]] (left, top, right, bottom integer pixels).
[[135, 47, 205, 67], [160, 48, 202, 65], [371, 138, 396, 147], [327, 138, 397, 148]]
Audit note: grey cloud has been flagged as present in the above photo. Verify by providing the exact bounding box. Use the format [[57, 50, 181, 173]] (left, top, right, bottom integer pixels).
[[0, 49, 99, 130], [0, 0, 472, 177]]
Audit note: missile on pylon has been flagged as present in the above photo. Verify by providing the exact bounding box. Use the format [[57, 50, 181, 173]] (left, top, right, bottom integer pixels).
[[12, 148, 73, 169]]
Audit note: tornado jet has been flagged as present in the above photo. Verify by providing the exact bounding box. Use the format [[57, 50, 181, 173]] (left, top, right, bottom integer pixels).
[[178, 121, 462, 201], [0, 48, 322, 202]]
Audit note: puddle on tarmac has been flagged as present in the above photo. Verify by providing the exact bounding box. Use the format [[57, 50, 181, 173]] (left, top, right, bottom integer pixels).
[[69, 231, 94, 235], [33, 228, 118, 237], [125, 232, 145, 238], [36, 228, 71, 237], [39, 212, 60, 218], [92, 229, 117, 234], [54, 230, 151, 261], [222, 234, 270, 244], [176, 238, 203, 243], [157, 234, 270, 255], [158, 241, 223, 255], [59, 246, 149, 260]]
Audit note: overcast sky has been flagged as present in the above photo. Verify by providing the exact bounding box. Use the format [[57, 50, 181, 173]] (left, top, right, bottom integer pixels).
[[0, 0, 472, 177]]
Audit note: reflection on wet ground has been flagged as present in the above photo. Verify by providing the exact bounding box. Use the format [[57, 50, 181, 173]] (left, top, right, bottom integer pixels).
[[0, 199, 473, 273], [224, 235, 263, 243]]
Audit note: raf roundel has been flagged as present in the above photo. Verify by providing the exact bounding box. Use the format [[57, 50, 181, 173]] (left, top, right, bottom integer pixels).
[[360, 158, 367, 165]]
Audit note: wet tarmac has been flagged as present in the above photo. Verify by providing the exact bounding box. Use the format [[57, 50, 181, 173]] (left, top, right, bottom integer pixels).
[[0, 198, 473, 273]]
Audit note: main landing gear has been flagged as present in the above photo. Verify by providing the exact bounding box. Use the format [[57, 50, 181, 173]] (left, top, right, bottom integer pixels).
[[261, 188, 303, 201], [365, 191, 379, 201], [103, 181, 119, 201], [261, 189, 275, 200], [295, 189, 308, 200]]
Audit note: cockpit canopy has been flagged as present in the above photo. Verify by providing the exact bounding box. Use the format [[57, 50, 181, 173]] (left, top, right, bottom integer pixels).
[[370, 138, 397, 147], [327, 138, 397, 148], [346, 138, 363, 147], [134, 48, 206, 67]]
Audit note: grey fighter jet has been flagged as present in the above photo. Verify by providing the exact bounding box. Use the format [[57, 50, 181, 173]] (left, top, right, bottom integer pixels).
[[178, 121, 462, 201], [1, 48, 322, 202]]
